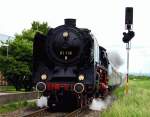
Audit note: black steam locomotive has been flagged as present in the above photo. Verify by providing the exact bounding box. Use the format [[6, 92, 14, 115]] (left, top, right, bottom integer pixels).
[[33, 19, 121, 110]]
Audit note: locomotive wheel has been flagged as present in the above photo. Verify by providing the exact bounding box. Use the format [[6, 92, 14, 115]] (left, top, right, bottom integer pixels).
[[80, 95, 83, 108], [48, 92, 78, 112], [58, 93, 78, 111], [77, 94, 88, 108], [47, 96, 58, 111], [84, 94, 88, 105]]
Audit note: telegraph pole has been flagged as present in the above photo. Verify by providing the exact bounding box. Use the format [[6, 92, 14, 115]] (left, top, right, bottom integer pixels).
[[122, 7, 135, 95]]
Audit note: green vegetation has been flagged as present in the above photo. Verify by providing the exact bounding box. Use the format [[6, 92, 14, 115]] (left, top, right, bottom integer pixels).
[[101, 76, 150, 117], [0, 21, 49, 91], [0, 100, 36, 114], [0, 86, 16, 92], [0, 86, 32, 92]]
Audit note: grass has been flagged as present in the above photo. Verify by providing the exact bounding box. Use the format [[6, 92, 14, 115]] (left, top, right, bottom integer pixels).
[[0, 86, 30, 93], [0, 86, 16, 92], [0, 100, 36, 114], [101, 76, 150, 117]]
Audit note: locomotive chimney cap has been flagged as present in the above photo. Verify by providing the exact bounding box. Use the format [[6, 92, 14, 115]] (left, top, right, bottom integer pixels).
[[65, 19, 76, 27]]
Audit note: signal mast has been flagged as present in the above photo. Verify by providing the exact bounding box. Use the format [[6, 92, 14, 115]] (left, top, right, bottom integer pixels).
[[122, 7, 135, 95]]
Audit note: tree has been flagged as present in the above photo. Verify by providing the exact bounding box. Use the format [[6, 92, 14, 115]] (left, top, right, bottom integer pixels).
[[0, 21, 49, 91]]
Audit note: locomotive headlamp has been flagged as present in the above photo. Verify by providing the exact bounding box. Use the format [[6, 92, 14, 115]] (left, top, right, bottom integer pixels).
[[74, 83, 84, 93], [41, 74, 47, 80], [63, 32, 69, 38], [78, 74, 85, 81], [36, 82, 46, 92]]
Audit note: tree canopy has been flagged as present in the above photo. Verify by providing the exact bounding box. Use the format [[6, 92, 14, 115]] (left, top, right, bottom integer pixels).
[[0, 21, 49, 90]]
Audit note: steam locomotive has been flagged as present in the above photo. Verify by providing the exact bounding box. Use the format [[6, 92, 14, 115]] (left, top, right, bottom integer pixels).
[[33, 19, 121, 110]]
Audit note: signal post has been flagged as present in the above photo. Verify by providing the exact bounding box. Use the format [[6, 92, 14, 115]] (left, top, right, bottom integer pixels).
[[122, 7, 135, 95]]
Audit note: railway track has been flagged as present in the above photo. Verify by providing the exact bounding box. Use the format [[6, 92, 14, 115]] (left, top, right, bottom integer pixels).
[[0, 95, 116, 117], [22, 107, 49, 117], [22, 106, 88, 117], [65, 106, 88, 117]]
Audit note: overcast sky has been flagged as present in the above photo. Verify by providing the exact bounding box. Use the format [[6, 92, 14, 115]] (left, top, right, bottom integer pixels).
[[0, 0, 150, 74]]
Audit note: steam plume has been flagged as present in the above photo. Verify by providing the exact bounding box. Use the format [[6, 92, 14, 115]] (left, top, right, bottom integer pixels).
[[36, 96, 48, 108], [89, 96, 113, 111], [107, 51, 124, 69]]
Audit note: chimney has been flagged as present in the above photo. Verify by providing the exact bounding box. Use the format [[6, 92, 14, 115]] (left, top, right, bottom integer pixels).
[[64, 19, 76, 27]]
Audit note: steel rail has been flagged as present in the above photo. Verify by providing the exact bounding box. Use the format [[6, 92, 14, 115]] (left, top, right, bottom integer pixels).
[[22, 107, 49, 117]]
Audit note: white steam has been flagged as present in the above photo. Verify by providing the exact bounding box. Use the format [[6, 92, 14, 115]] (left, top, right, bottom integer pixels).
[[107, 51, 124, 69], [89, 96, 112, 111], [36, 96, 48, 108], [89, 98, 106, 111], [120, 74, 126, 86]]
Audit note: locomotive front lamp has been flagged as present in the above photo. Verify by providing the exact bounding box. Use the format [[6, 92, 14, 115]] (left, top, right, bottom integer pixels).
[[41, 74, 47, 80], [63, 31, 69, 38], [78, 74, 85, 81]]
